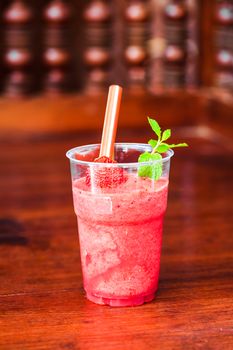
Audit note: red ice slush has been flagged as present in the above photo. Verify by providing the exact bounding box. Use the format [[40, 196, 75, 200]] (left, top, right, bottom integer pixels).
[[72, 174, 168, 307]]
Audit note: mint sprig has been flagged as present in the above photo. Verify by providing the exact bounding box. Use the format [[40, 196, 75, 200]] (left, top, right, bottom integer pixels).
[[138, 152, 163, 180], [138, 117, 188, 180]]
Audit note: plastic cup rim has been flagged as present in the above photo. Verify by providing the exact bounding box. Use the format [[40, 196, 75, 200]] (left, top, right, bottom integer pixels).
[[66, 143, 174, 167]]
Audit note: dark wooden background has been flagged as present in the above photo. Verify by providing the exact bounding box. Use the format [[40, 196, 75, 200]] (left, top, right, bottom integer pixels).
[[0, 0, 232, 135], [0, 0, 233, 96]]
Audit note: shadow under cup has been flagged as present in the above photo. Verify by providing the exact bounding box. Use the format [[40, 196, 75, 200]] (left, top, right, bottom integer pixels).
[[66, 143, 173, 307]]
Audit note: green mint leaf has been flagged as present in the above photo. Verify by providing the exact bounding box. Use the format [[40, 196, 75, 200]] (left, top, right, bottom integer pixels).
[[148, 117, 161, 138], [156, 143, 170, 153], [149, 154, 163, 180], [138, 152, 151, 162], [138, 153, 162, 180], [167, 143, 188, 148], [138, 117, 188, 181], [138, 165, 151, 178], [138, 152, 152, 178], [162, 129, 171, 141], [148, 139, 157, 148]]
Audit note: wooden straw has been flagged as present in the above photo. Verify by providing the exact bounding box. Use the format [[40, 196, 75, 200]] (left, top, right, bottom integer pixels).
[[99, 85, 123, 159]]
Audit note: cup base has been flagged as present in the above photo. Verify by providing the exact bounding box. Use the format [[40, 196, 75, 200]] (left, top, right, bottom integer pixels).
[[86, 291, 156, 307]]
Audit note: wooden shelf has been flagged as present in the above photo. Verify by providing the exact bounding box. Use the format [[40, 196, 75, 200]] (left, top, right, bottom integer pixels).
[[0, 89, 232, 138]]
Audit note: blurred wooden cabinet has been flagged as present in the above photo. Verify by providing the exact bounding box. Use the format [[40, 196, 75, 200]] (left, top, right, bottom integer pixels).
[[0, 1, 232, 136], [0, 0, 232, 96]]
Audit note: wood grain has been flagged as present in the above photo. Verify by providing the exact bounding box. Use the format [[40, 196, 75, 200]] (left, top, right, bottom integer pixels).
[[0, 127, 233, 350], [1, 89, 232, 138], [0, 91, 207, 136]]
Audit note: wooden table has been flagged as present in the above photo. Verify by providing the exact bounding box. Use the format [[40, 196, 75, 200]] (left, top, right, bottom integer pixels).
[[0, 129, 232, 350]]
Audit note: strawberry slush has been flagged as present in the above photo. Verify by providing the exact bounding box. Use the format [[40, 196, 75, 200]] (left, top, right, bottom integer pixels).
[[72, 174, 168, 307]]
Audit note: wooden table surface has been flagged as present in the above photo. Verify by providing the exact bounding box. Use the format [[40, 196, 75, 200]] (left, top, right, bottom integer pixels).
[[0, 129, 232, 350]]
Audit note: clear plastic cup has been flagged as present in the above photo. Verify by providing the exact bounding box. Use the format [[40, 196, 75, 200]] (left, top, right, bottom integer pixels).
[[66, 143, 173, 307]]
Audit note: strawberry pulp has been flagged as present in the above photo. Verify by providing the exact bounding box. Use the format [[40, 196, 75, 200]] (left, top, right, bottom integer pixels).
[[85, 156, 128, 189]]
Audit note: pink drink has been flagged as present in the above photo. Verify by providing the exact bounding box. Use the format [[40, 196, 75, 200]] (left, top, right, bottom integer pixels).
[[72, 174, 168, 307], [67, 143, 173, 307]]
